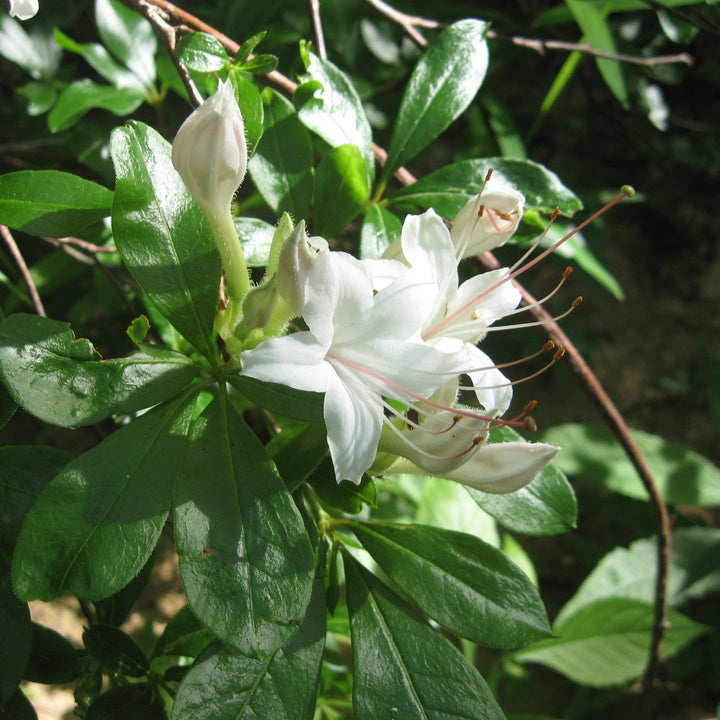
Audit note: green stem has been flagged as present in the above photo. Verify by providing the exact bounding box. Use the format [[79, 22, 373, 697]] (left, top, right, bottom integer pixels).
[[209, 209, 251, 302]]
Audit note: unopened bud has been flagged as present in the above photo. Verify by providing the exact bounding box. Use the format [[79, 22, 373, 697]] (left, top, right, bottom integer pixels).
[[241, 279, 280, 332], [451, 179, 524, 257], [171, 79, 247, 222], [9, 0, 38, 19]]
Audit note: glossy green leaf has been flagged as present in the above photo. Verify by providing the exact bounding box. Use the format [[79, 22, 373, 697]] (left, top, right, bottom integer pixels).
[[0, 688, 37, 720], [0, 567, 30, 705], [239, 55, 278, 75], [391, 157, 582, 218], [515, 598, 707, 686], [83, 624, 149, 677], [344, 555, 505, 720], [313, 144, 369, 237], [95, 551, 155, 626], [234, 217, 276, 267], [539, 422, 720, 506], [11, 392, 197, 601], [172, 562, 326, 720], [48, 80, 144, 132], [0, 445, 72, 551], [86, 683, 166, 720], [0, 170, 112, 238], [111, 121, 221, 358], [174, 394, 315, 655], [349, 521, 551, 647], [0, 314, 199, 427], [296, 53, 375, 182], [95, 0, 157, 89], [229, 375, 324, 423], [17, 80, 59, 116], [0, 383, 16, 430], [311, 459, 376, 514], [382, 20, 489, 183], [267, 422, 328, 492], [248, 89, 313, 218], [233, 75, 264, 155], [0, 15, 59, 80], [359, 204, 401, 260], [24, 623, 80, 684], [153, 605, 214, 659], [534, 0, 708, 26], [176, 33, 229, 73], [557, 527, 720, 624]]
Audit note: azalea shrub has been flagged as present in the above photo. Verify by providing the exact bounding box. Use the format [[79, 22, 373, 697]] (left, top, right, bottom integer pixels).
[[1, 1, 719, 719]]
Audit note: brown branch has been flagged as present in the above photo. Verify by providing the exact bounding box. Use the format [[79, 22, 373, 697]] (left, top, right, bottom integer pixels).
[[307, 0, 327, 60], [359, 0, 437, 48], [1, 224, 46, 316], [55, 236, 117, 255]]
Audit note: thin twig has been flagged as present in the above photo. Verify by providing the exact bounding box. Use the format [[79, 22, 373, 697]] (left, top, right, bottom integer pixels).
[[359, 0, 437, 47], [307, 0, 327, 60], [39, 235, 96, 265], [55, 236, 117, 254], [0, 224, 46, 317]]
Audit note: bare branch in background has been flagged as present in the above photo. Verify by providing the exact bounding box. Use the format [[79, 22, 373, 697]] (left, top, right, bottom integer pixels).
[[1, 224, 46, 317], [307, 0, 327, 60]]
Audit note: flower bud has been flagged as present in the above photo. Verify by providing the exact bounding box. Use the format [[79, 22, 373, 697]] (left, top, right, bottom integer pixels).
[[241, 278, 280, 332], [171, 79, 247, 222], [451, 179, 524, 257], [277, 221, 328, 316], [9, 0, 39, 19]]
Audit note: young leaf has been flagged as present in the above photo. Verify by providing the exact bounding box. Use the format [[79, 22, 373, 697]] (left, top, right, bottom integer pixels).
[[381, 20, 489, 184], [111, 121, 221, 358], [344, 555, 505, 720], [176, 33, 229, 73], [360, 204, 401, 260], [515, 598, 707, 687], [172, 558, 326, 720], [11, 391, 198, 601], [348, 521, 551, 647], [174, 393, 315, 656], [313, 144, 369, 238], [0, 170, 112, 238], [248, 89, 313, 218], [0, 314, 199, 427]]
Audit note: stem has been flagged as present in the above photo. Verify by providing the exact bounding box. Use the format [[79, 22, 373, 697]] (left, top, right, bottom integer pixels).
[[307, 0, 327, 60], [0, 224, 45, 317], [209, 209, 251, 302]]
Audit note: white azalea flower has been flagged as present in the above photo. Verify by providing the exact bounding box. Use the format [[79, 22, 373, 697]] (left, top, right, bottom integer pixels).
[[8, 0, 38, 20]]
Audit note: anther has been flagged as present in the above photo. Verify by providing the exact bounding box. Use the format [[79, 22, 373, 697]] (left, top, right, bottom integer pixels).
[[523, 416, 537, 432], [551, 207, 560, 221], [572, 296, 583, 308], [477, 204, 485, 218], [562, 266, 573, 279], [543, 340, 555, 352], [553, 346, 565, 362], [523, 400, 538, 413]]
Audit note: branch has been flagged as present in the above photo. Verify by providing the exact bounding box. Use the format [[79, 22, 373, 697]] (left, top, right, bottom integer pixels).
[[307, 0, 327, 60], [359, 0, 438, 48], [1, 224, 46, 317]]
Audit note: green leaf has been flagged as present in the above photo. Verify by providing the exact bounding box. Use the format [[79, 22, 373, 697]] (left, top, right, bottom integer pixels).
[[234, 217, 276, 267], [564, 0, 628, 107], [11, 391, 197, 601], [233, 31, 267, 65], [349, 522, 551, 647], [239, 54, 278, 75], [313, 144, 369, 237], [48, 80, 145, 133], [24, 623, 80, 684], [17, 80, 59, 116], [391, 157, 582, 218], [0, 314, 199, 427], [267, 422, 328, 493], [382, 20, 489, 184], [176, 33, 229, 73], [344, 555, 505, 720], [95, 0, 157, 89], [83, 624, 149, 677], [534, 0, 707, 26], [0, 688, 37, 720], [127, 314, 150, 345], [0, 382, 15, 430], [174, 393, 315, 655], [229, 375, 324, 423], [111, 121, 221, 358], [0, 445, 72, 551], [311, 459, 376, 514], [557, 527, 720, 624], [152, 605, 214, 659], [0, 567, 31, 705], [172, 559, 326, 720], [0, 170, 112, 238], [515, 598, 708, 686], [296, 53, 375, 182], [95, 552, 155, 626], [539, 422, 720, 506], [86, 683, 165, 720], [0, 15, 55, 79], [233, 75, 264, 155], [359, 204, 401, 260], [248, 89, 313, 218]]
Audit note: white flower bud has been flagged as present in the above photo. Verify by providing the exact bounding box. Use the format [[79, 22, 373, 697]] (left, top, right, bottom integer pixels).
[[451, 179, 524, 257], [8, 0, 39, 20], [171, 79, 247, 221]]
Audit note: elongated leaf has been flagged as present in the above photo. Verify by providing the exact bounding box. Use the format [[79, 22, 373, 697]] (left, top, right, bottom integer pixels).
[[0, 688, 37, 720], [382, 20, 488, 183], [349, 522, 551, 647], [313, 144, 369, 237], [391, 157, 582, 218], [152, 605, 214, 659], [0, 445, 73, 551], [12, 391, 197, 601], [229, 375, 324, 423], [234, 217, 275, 267], [345, 555, 505, 720], [0, 170, 112, 238], [0, 314, 199, 427], [176, 33, 229, 73], [297, 53, 375, 182], [535, 0, 708, 26], [86, 683, 165, 720], [172, 560, 326, 720], [0, 567, 30, 705], [267, 422, 328, 492], [515, 598, 707, 687], [539, 422, 720, 506], [233, 75, 264, 155], [111, 122, 221, 358], [83, 624, 149, 677], [48, 80, 145, 132], [359, 204, 401, 260], [174, 394, 314, 655], [0, 15, 48, 79], [248, 89, 313, 218], [24, 623, 80, 684]]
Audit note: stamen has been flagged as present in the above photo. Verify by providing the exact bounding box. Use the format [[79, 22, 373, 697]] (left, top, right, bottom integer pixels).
[[456, 347, 565, 390], [483, 297, 581, 332], [507, 208, 560, 275], [494, 266, 573, 319], [382, 399, 461, 435]]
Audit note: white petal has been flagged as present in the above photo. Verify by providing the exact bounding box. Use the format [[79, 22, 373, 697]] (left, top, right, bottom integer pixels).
[[361, 257, 407, 292], [445, 441, 559, 493], [9, 0, 38, 20], [462, 343, 513, 416]]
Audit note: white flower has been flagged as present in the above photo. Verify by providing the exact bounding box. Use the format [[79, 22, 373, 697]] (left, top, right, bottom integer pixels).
[[171, 79, 247, 223], [8, 0, 38, 20], [240, 246, 465, 484]]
